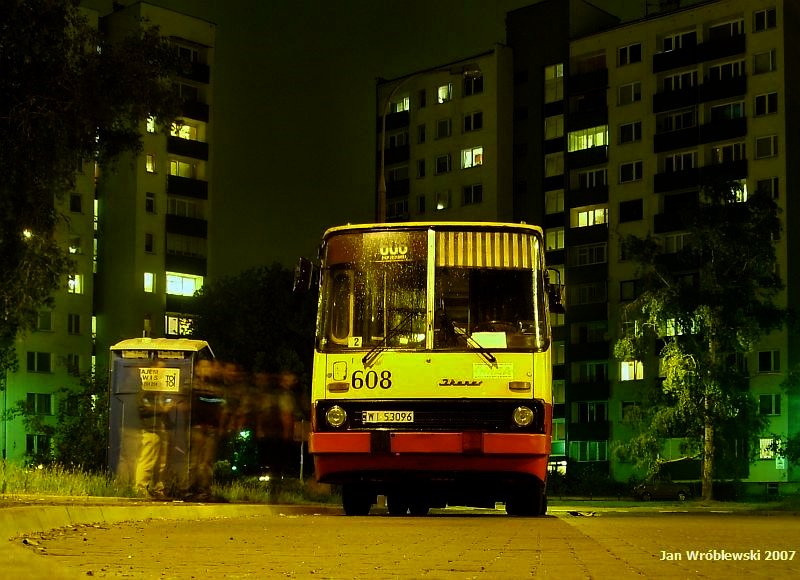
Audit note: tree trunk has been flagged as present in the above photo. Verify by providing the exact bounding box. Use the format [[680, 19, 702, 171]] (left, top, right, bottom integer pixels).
[[702, 405, 714, 501]]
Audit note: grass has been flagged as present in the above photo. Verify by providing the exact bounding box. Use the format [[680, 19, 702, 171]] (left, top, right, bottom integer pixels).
[[0, 460, 340, 504]]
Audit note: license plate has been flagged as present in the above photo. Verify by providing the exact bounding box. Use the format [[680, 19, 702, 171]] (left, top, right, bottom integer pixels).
[[362, 410, 414, 423]]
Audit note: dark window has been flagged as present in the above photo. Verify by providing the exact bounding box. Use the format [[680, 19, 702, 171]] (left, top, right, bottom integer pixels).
[[70, 194, 82, 213], [759, 394, 780, 415], [619, 199, 643, 222]]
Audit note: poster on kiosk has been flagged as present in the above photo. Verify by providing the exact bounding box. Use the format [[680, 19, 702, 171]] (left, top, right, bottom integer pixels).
[[108, 338, 214, 499]]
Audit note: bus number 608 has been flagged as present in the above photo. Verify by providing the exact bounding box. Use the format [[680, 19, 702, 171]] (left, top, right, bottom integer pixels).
[[352, 370, 392, 389]]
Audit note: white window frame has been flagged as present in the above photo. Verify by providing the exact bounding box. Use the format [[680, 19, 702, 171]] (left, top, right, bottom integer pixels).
[[753, 8, 777, 32], [753, 49, 777, 74], [620, 360, 644, 381], [545, 228, 564, 251], [437, 83, 452, 104], [619, 121, 642, 144], [545, 190, 564, 214], [435, 154, 451, 175], [618, 82, 642, 106], [618, 43, 642, 66], [755, 135, 779, 159], [165, 272, 203, 297], [567, 125, 608, 152], [754, 92, 778, 116], [619, 160, 643, 183], [461, 146, 484, 169]]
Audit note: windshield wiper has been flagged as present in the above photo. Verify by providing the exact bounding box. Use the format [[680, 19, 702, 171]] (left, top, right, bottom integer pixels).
[[362, 311, 415, 367], [439, 304, 496, 364]]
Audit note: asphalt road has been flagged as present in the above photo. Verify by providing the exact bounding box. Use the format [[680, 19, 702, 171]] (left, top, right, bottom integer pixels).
[[9, 506, 800, 579]]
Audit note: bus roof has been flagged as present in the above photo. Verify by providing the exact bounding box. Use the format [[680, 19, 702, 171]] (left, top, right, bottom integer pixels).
[[110, 338, 212, 353], [322, 222, 544, 239]]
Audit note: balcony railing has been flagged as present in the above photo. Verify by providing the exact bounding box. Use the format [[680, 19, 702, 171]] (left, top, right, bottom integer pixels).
[[167, 136, 209, 161], [167, 175, 208, 199]]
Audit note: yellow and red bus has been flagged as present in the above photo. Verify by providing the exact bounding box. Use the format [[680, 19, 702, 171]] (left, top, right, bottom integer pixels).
[[302, 222, 559, 516]]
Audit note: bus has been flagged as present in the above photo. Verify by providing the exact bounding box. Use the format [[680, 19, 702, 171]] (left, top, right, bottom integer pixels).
[[297, 222, 560, 516]]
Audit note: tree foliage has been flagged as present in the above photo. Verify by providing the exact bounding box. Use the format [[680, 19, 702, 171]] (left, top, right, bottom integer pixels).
[[0, 0, 183, 368], [190, 263, 318, 379], [8, 370, 109, 471], [615, 180, 786, 499]]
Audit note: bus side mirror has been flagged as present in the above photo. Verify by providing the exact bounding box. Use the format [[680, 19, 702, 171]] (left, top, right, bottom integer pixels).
[[293, 257, 314, 292], [546, 268, 565, 315]]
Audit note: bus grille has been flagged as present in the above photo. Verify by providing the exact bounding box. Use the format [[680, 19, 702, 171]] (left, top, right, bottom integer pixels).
[[314, 399, 545, 433]]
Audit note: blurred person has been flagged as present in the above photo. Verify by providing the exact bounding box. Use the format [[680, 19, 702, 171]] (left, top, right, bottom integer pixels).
[[185, 358, 225, 501], [135, 361, 177, 498]]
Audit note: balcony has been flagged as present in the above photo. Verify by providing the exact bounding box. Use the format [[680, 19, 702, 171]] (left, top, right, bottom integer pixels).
[[386, 178, 409, 197], [167, 175, 208, 199], [569, 381, 610, 400], [701, 159, 748, 184], [566, 303, 608, 323], [698, 76, 747, 103], [179, 61, 210, 84], [697, 33, 746, 63], [165, 253, 206, 276], [167, 137, 209, 161], [568, 146, 607, 169], [567, 185, 608, 209], [382, 110, 410, 132], [698, 116, 747, 144], [384, 144, 410, 165], [654, 126, 700, 153], [654, 167, 700, 193], [566, 108, 608, 133], [166, 294, 197, 313], [653, 45, 699, 73], [652, 86, 698, 114], [567, 223, 608, 245], [654, 211, 689, 233], [565, 263, 607, 285], [165, 214, 207, 238], [568, 68, 608, 95], [568, 420, 610, 441], [180, 100, 209, 122], [569, 341, 610, 362]]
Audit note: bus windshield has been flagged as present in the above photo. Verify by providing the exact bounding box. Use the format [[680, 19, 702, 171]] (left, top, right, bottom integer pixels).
[[318, 227, 549, 353]]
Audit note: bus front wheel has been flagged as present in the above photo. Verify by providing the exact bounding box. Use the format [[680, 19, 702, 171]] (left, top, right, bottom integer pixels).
[[342, 484, 372, 516]]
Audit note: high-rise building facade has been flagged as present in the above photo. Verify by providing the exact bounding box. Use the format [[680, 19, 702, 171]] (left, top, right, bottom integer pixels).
[[506, 0, 799, 495], [376, 47, 514, 223], [2, 2, 215, 463]]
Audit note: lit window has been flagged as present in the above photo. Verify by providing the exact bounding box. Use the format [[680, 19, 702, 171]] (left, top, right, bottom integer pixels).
[[169, 159, 196, 178], [461, 146, 483, 169], [620, 360, 644, 381], [170, 122, 198, 140], [437, 83, 452, 103], [544, 152, 564, 177], [165, 272, 203, 296], [571, 205, 608, 228], [144, 272, 155, 293], [545, 228, 564, 250], [166, 314, 193, 336], [390, 96, 409, 113], [759, 437, 779, 459], [544, 115, 564, 139], [145, 154, 156, 173], [567, 125, 608, 152], [146, 116, 156, 133], [69, 236, 81, 255], [68, 274, 83, 294], [545, 190, 564, 214], [544, 63, 564, 103]]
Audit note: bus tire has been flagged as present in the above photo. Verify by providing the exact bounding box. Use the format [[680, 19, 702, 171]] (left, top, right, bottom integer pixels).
[[506, 488, 546, 517], [386, 493, 409, 516], [342, 484, 372, 516], [408, 499, 430, 516]]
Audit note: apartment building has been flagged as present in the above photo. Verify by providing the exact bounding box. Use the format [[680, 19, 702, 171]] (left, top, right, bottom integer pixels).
[[2, 2, 214, 463], [376, 46, 514, 223], [507, 0, 799, 495]]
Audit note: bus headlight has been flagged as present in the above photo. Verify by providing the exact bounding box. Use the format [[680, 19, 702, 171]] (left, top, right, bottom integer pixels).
[[512, 406, 534, 427], [326, 405, 347, 428]]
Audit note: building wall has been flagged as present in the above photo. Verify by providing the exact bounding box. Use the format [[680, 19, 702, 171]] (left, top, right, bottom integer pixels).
[[506, 0, 797, 493], [376, 46, 513, 223]]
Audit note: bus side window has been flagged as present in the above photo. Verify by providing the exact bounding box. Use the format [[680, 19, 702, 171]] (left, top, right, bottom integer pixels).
[[329, 270, 353, 344]]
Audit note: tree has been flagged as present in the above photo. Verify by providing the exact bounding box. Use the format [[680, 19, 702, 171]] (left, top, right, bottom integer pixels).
[[191, 263, 318, 378], [614, 180, 786, 500], [8, 369, 109, 470], [0, 0, 182, 373]]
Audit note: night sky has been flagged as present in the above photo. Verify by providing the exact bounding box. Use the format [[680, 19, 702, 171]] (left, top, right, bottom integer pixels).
[[87, 0, 643, 277]]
